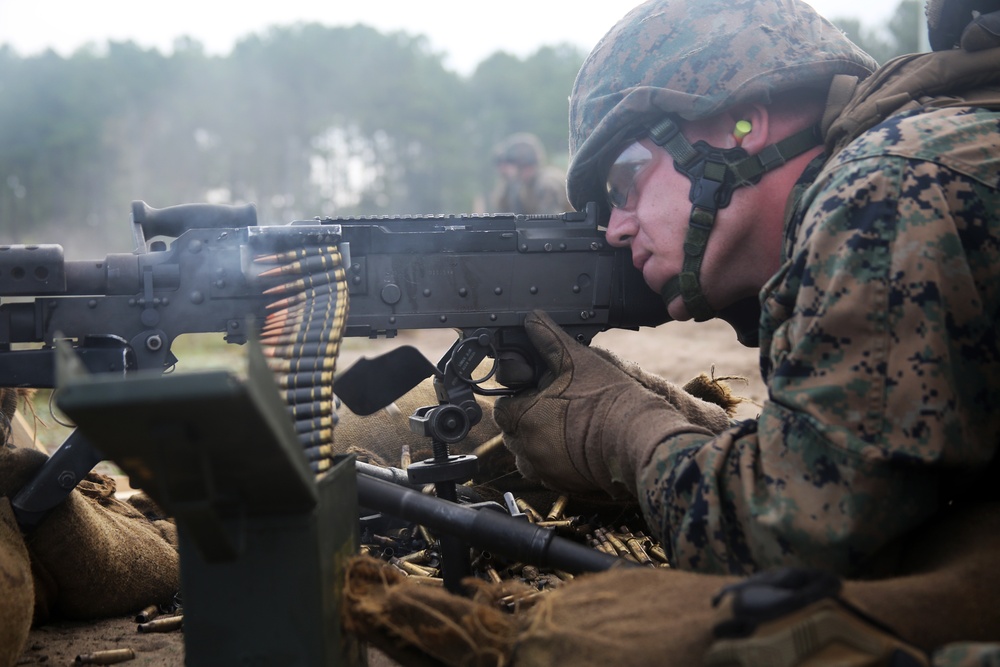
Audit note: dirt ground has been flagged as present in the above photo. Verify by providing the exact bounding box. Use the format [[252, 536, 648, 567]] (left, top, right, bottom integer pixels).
[[13, 319, 764, 666]]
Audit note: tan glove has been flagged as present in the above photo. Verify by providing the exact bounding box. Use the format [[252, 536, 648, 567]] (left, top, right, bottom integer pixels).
[[493, 310, 731, 498]]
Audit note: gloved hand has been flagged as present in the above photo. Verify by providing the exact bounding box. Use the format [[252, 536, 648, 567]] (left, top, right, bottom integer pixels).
[[493, 310, 731, 497]]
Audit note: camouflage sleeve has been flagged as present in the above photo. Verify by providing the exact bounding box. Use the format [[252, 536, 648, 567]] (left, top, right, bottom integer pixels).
[[637, 107, 1000, 576]]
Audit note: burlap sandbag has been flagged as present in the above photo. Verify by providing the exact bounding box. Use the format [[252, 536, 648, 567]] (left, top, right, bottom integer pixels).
[[24, 470, 179, 622], [1, 387, 179, 623], [0, 497, 32, 667], [343, 555, 525, 667], [342, 502, 1000, 666]]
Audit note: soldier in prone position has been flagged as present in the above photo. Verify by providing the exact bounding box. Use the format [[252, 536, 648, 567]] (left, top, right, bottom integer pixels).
[[491, 0, 1000, 660]]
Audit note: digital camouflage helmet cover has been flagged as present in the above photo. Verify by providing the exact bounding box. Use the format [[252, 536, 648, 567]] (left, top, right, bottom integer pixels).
[[566, 0, 877, 341]]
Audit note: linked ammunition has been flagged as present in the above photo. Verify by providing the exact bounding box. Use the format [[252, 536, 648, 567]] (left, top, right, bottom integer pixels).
[[254, 246, 341, 265], [263, 341, 342, 360], [484, 565, 503, 584], [309, 459, 332, 473], [266, 356, 338, 373], [261, 324, 346, 346], [302, 444, 334, 461], [75, 648, 136, 664], [137, 615, 183, 633], [262, 267, 346, 295], [288, 399, 338, 420], [263, 286, 337, 311], [282, 385, 335, 404], [294, 414, 337, 433], [255, 251, 343, 277], [282, 372, 337, 392], [297, 429, 334, 449]]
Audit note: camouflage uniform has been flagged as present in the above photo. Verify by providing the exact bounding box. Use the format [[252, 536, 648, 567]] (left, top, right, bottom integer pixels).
[[562, 0, 1000, 577], [639, 104, 1000, 576]]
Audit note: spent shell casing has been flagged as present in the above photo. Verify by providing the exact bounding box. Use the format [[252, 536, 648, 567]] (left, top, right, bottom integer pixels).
[[396, 548, 433, 564], [546, 495, 568, 521], [599, 528, 638, 561], [134, 604, 159, 623], [407, 575, 445, 587], [75, 648, 136, 664], [589, 532, 616, 555], [137, 615, 183, 633], [648, 543, 670, 564], [390, 557, 438, 578], [624, 536, 655, 565], [514, 498, 544, 523], [400, 444, 411, 469]]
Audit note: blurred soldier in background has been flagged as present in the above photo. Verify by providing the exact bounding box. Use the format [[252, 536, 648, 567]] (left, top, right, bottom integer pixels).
[[488, 132, 572, 213]]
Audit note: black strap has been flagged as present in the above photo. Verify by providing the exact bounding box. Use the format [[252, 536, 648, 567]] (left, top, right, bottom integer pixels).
[[648, 117, 821, 321]]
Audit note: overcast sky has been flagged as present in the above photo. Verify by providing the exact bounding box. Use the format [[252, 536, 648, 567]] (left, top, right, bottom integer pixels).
[[0, 0, 904, 74]]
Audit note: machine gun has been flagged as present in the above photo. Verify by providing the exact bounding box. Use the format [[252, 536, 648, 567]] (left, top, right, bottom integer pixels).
[[1, 199, 667, 523], [1, 199, 664, 386]]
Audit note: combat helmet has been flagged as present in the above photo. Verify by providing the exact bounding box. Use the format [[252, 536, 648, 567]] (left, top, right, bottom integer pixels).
[[567, 0, 876, 343], [494, 133, 546, 168]]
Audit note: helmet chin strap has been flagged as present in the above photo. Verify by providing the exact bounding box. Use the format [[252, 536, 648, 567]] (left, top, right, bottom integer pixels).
[[647, 116, 821, 323]]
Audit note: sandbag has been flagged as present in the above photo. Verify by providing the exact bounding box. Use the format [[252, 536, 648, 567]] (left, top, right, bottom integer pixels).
[[0, 498, 32, 667], [24, 471, 179, 622]]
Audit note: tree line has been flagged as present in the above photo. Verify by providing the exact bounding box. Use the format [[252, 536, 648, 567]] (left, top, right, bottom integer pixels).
[[0, 5, 920, 258]]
